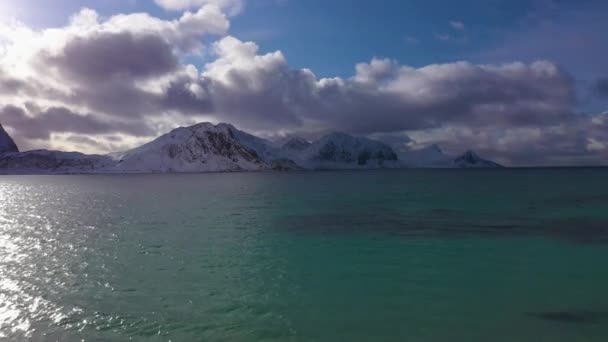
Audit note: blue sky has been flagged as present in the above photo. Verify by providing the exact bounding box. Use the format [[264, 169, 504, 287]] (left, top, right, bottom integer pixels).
[[1, 0, 608, 165], [6, 0, 608, 79]]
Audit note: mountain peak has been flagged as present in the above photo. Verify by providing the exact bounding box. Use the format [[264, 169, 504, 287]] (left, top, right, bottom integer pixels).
[[460, 149, 480, 160], [281, 137, 311, 151], [0, 121, 508, 173], [426, 144, 443, 154], [306, 131, 398, 167], [110, 121, 267, 173], [321, 131, 352, 141], [454, 149, 502, 168], [187, 122, 235, 132], [0, 124, 19, 154]]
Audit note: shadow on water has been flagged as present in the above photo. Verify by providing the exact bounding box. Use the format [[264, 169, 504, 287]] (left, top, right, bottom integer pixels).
[[527, 311, 608, 324], [274, 208, 608, 243], [534, 194, 608, 209]]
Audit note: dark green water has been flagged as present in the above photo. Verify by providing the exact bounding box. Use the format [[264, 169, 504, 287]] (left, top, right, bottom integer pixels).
[[1, 169, 608, 341]]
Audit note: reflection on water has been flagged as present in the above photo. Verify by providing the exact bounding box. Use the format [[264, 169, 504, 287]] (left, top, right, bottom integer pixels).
[[1, 170, 608, 341], [0, 181, 113, 339], [0, 183, 60, 338]]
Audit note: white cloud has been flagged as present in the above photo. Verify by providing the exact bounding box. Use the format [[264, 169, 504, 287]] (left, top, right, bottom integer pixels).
[[449, 20, 465, 31], [1, 6, 606, 165], [434, 33, 451, 41], [154, 0, 245, 16], [404, 35, 419, 44]]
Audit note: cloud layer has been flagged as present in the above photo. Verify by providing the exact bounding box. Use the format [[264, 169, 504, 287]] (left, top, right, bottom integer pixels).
[[0, 3, 606, 165]]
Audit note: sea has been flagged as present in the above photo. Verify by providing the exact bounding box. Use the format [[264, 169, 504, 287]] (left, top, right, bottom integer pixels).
[[1, 169, 608, 341]]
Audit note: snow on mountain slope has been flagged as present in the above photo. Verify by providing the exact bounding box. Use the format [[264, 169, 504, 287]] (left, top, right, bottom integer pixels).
[[0, 121, 507, 174], [454, 150, 503, 168], [281, 137, 311, 152], [228, 125, 282, 161], [109, 123, 269, 173], [0, 124, 113, 174], [275, 136, 311, 163], [0, 124, 19, 154], [296, 132, 399, 169], [0, 150, 114, 174]]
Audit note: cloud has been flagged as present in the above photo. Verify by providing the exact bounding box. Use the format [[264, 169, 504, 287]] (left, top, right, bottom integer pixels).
[[434, 33, 451, 41], [404, 35, 419, 44], [0, 105, 154, 143], [594, 78, 608, 98], [411, 113, 608, 167], [0, 6, 229, 151], [450, 20, 465, 31], [190, 38, 574, 135], [0, 5, 605, 165], [0, 67, 29, 95], [154, 0, 245, 16], [480, 0, 608, 78], [42, 32, 179, 84]]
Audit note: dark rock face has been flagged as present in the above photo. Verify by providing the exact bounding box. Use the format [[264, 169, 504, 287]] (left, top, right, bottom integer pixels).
[[454, 150, 503, 168], [317, 141, 353, 163], [311, 132, 398, 166], [270, 159, 303, 171], [0, 124, 19, 154], [282, 137, 311, 151], [205, 130, 261, 163]]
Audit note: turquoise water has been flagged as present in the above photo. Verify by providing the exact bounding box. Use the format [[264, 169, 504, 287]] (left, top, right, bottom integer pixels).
[[1, 169, 608, 341]]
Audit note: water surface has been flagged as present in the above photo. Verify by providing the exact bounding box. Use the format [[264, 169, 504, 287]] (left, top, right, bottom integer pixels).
[[1, 169, 608, 341]]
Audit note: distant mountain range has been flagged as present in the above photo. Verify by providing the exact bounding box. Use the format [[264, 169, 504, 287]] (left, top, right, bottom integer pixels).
[[0, 122, 503, 174]]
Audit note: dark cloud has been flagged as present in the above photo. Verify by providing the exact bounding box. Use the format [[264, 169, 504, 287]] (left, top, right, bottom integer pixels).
[[42, 32, 179, 84], [182, 51, 576, 135], [0, 68, 37, 96], [0, 5, 605, 165], [0, 105, 154, 141], [0, 70, 27, 95], [160, 78, 215, 114], [594, 78, 608, 98], [203, 67, 312, 129], [67, 80, 161, 118]]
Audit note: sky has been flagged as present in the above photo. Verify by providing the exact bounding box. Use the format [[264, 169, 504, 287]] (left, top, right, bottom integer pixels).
[[1, 0, 608, 166]]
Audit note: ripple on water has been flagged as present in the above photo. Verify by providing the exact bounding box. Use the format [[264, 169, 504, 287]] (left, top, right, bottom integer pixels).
[[1, 172, 608, 341]]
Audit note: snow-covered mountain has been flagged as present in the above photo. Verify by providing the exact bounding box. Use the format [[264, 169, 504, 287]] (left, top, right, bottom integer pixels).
[[295, 132, 399, 169], [454, 150, 503, 168], [0, 150, 114, 174], [108, 123, 269, 173], [0, 121, 505, 174], [0, 124, 19, 154], [0, 126, 114, 174], [398, 144, 454, 168], [228, 126, 282, 162], [280, 137, 311, 153]]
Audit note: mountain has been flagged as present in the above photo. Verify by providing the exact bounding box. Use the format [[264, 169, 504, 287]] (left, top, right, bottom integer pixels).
[[398, 144, 454, 168], [109, 123, 269, 173], [270, 158, 305, 171], [454, 150, 503, 168], [0, 124, 19, 154], [281, 137, 311, 152], [0, 121, 506, 174], [296, 132, 398, 169], [0, 150, 114, 174], [228, 126, 282, 162]]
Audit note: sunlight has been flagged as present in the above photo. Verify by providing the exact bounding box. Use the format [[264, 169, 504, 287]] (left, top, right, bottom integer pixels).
[[0, 1, 25, 22]]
